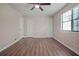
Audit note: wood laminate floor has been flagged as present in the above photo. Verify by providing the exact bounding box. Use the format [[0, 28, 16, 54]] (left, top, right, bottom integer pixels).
[[0, 38, 78, 56]]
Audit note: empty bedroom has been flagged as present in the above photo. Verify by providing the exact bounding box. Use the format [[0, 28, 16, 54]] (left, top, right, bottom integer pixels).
[[0, 3, 79, 56]]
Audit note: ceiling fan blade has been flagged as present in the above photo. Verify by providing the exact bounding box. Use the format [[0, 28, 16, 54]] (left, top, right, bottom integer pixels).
[[30, 7, 35, 10], [28, 3, 51, 5], [39, 7, 43, 11], [40, 3, 51, 5]]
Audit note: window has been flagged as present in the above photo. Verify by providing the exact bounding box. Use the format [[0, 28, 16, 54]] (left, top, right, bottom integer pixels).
[[61, 10, 72, 30], [61, 5, 79, 32], [73, 6, 79, 31]]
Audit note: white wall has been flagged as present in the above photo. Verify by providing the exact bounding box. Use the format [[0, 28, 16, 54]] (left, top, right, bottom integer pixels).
[[53, 3, 79, 55], [24, 15, 53, 38], [0, 3, 24, 51], [19, 16, 24, 37]]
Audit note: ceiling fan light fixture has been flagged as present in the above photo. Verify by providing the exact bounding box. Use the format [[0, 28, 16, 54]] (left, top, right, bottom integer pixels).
[[29, 3, 51, 11], [35, 4, 39, 8]]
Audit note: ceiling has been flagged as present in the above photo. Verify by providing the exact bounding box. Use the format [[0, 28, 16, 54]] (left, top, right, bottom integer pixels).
[[10, 3, 67, 16]]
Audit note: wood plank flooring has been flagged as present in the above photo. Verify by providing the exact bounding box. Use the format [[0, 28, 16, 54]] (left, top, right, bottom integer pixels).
[[0, 38, 78, 56]]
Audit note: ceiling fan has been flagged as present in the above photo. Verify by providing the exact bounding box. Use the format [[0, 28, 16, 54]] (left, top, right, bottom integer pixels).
[[29, 3, 51, 11]]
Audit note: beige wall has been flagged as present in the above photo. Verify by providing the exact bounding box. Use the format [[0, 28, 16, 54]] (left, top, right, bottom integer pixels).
[[24, 15, 53, 38], [53, 3, 79, 54], [0, 3, 24, 51]]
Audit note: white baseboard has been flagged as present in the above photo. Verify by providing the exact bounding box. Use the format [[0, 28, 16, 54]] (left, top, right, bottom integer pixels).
[[32, 37, 52, 38], [23, 36, 53, 38], [0, 36, 23, 52], [23, 36, 32, 38]]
